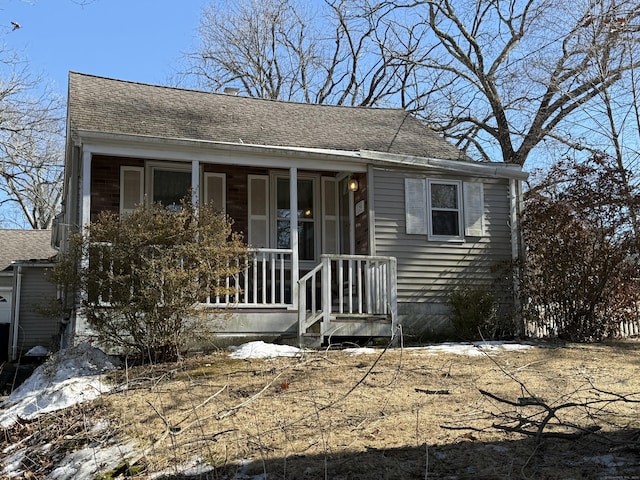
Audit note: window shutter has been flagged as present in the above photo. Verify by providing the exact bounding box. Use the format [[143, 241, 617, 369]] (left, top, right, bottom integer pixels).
[[463, 182, 485, 237], [248, 175, 269, 248], [405, 178, 427, 235], [204, 173, 226, 213], [120, 166, 144, 215], [322, 177, 339, 253]]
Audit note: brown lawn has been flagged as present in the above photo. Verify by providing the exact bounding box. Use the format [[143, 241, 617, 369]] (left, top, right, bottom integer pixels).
[[2, 340, 640, 479]]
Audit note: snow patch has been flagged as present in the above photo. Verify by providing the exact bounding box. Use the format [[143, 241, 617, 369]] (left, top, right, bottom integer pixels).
[[410, 342, 533, 356], [47, 442, 135, 480], [343, 347, 377, 355], [0, 343, 120, 428], [25, 345, 49, 357], [228, 341, 303, 359]]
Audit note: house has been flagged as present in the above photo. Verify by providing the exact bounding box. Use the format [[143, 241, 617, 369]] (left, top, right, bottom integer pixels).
[[0, 229, 58, 361], [57, 72, 527, 348]]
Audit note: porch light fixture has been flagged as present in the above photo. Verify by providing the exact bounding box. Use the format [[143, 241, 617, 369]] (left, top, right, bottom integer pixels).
[[348, 178, 359, 192]]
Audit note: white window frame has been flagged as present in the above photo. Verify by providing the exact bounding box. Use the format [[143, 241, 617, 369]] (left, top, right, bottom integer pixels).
[[406, 177, 478, 242], [427, 179, 464, 241]]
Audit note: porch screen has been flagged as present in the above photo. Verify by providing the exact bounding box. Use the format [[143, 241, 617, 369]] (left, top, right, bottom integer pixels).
[[153, 168, 191, 210], [153, 169, 191, 211]]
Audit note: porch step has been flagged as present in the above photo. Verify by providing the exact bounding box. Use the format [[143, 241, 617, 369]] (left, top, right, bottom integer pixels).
[[279, 332, 322, 348], [332, 314, 391, 323]]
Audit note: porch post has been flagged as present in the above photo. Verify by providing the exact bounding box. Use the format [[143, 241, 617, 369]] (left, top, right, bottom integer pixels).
[[81, 150, 92, 231], [290, 167, 299, 309], [191, 160, 200, 207], [76, 149, 93, 345]]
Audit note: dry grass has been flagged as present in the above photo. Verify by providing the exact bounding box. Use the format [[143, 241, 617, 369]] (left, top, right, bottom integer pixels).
[[4, 341, 640, 479]]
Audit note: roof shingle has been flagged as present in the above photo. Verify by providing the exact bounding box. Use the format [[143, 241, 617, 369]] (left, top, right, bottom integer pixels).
[[68, 72, 463, 160], [0, 230, 57, 272]]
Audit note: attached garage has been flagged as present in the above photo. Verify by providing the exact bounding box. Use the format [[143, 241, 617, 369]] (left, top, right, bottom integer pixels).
[[0, 230, 58, 361]]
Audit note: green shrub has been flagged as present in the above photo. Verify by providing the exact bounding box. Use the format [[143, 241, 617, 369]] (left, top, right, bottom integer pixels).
[[450, 287, 497, 341]]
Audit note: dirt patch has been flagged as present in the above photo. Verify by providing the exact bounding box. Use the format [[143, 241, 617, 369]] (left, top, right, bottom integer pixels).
[[3, 341, 640, 479]]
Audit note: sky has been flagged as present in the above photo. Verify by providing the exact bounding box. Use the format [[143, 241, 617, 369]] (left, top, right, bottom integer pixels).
[[1, 0, 209, 96]]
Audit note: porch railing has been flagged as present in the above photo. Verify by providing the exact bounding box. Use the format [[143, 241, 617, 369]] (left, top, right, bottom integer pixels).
[[298, 254, 398, 345], [87, 244, 294, 309], [203, 248, 293, 308]]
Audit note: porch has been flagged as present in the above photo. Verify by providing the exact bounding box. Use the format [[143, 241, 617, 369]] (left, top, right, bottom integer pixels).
[[202, 248, 399, 347], [81, 149, 399, 346]]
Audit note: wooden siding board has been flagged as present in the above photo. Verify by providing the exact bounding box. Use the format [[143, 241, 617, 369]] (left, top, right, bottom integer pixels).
[[372, 168, 513, 304]]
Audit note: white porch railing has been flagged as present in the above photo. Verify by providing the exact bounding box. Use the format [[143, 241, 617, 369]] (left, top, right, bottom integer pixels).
[[88, 244, 294, 308], [298, 254, 398, 345], [203, 248, 293, 308]]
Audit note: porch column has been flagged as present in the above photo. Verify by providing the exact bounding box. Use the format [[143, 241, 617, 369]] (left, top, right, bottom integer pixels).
[[81, 149, 92, 231], [191, 160, 200, 207], [290, 167, 299, 309], [77, 149, 93, 341]]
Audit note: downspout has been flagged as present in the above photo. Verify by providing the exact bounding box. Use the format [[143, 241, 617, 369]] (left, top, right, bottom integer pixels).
[[510, 178, 524, 336], [11, 265, 23, 361]]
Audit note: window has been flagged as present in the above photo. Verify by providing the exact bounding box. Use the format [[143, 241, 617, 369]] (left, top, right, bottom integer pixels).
[[152, 167, 192, 211], [121, 165, 227, 215], [276, 176, 316, 261], [428, 180, 462, 238], [405, 178, 482, 241]]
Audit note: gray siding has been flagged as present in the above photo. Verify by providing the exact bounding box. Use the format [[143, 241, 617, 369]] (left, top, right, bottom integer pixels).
[[0, 275, 13, 289], [14, 265, 60, 355], [372, 168, 514, 337]]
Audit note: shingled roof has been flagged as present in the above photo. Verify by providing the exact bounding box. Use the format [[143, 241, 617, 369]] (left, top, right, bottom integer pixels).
[[67, 72, 464, 161], [0, 230, 57, 272]]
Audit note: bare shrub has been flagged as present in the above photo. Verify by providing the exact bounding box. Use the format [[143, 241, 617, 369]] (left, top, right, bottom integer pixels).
[[522, 154, 640, 341], [53, 200, 249, 362]]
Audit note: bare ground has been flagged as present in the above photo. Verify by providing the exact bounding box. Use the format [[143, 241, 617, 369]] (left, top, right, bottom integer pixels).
[[2, 340, 640, 479]]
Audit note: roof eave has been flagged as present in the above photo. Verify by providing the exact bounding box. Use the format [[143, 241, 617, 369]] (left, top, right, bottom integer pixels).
[[72, 130, 528, 180], [360, 150, 529, 180], [74, 130, 368, 170]]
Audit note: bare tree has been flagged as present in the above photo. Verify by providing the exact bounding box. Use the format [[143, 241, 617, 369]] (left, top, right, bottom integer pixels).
[[183, 0, 420, 106], [377, 0, 640, 165], [185, 0, 640, 168], [0, 53, 64, 229]]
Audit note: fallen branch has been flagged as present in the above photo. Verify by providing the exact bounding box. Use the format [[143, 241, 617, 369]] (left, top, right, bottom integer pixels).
[[478, 387, 640, 443], [415, 388, 449, 395]]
